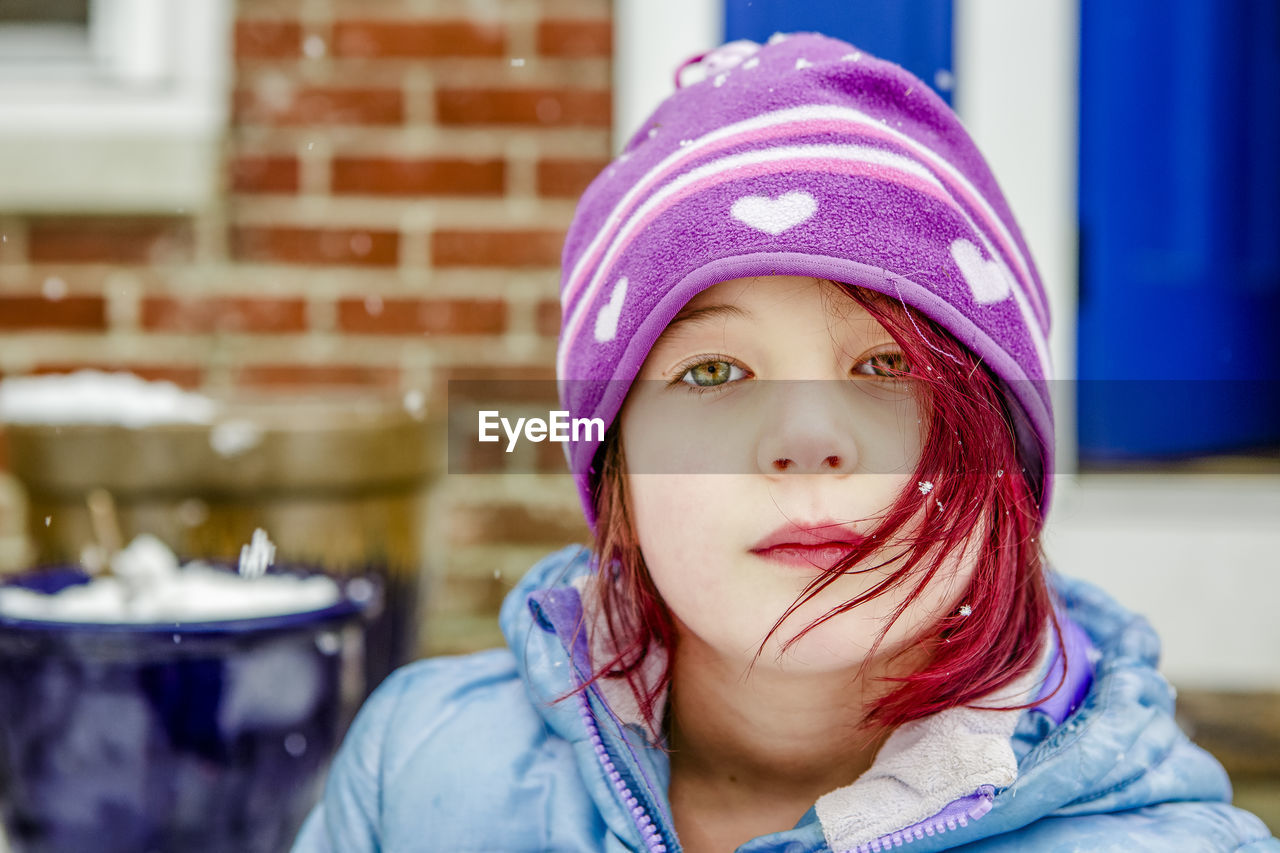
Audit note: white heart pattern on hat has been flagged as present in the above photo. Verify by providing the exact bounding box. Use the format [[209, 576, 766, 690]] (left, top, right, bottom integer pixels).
[[594, 276, 628, 342], [950, 238, 1013, 305], [731, 191, 817, 236]]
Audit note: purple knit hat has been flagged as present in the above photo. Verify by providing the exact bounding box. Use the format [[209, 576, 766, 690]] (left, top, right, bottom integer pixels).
[[557, 33, 1054, 528]]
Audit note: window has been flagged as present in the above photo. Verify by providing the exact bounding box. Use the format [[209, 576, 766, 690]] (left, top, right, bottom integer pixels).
[[0, 0, 233, 212]]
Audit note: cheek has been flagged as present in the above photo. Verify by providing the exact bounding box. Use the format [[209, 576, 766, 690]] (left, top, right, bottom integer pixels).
[[626, 474, 728, 604]]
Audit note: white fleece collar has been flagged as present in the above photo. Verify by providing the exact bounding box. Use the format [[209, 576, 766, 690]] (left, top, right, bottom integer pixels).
[[814, 629, 1053, 852]]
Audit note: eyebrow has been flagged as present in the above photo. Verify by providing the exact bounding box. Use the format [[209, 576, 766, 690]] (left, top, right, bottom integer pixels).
[[660, 303, 749, 337]]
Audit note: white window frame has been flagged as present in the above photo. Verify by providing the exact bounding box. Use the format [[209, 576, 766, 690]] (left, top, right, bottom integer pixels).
[[0, 0, 233, 213]]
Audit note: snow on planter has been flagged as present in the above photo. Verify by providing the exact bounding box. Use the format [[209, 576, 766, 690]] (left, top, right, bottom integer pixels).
[[0, 531, 343, 624], [0, 529, 374, 853], [0, 370, 218, 427]]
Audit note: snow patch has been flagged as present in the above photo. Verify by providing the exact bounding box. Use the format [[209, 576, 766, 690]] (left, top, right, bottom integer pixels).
[[0, 371, 217, 427]]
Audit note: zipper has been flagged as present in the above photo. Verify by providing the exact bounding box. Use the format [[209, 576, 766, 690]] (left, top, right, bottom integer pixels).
[[844, 785, 995, 853], [527, 584, 672, 852], [578, 691, 671, 853], [576, 670, 993, 853]]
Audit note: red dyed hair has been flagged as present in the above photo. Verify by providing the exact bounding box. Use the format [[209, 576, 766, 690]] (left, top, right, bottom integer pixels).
[[583, 281, 1062, 733]]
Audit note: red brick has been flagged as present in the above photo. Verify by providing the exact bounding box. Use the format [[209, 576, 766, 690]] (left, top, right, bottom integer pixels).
[[0, 296, 106, 330], [440, 365, 557, 403], [141, 297, 308, 333], [440, 365, 556, 383], [32, 364, 204, 388], [27, 218, 193, 264], [235, 20, 302, 59], [234, 86, 402, 126], [236, 364, 400, 388], [232, 227, 399, 266], [231, 155, 299, 194], [331, 157, 504, 196], [436, 88, 610, 127], [331, 20, 504, 58], [432, 229, 565, 267], [537, 20, 611, 57], [337, 297, 506, 334], [536, 299, 561, 336], [537, 158, 609, 197]]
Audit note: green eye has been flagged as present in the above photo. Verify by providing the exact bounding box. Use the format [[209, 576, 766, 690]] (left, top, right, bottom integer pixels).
[[681, 360, 746, 387], [859, 352, 910, 378]]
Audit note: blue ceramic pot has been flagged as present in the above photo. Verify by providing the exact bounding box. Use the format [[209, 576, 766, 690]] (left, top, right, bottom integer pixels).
[[0, 567, 376, 853]]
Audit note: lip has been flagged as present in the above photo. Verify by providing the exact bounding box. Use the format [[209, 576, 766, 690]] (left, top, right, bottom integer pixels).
[[750, 520, 867, 571]]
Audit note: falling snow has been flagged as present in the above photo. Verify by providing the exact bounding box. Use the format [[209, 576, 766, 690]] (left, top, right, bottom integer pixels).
[[918, 481, 934, 495], [403, 389, 426, 419], [958, 604, 972, 617], [42, 276, 67, 301], [210, 419, 263, 458], [285, 732, 308, 757]]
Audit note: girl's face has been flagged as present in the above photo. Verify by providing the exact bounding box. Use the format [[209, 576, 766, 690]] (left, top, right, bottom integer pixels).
[[620, 276, 976, 674]]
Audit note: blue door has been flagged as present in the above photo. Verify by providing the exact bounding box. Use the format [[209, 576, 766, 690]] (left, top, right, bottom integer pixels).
[[724, 0, 955, 104], [1077, 0, 1280, 461]]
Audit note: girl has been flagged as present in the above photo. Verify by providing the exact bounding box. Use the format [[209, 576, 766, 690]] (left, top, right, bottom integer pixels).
[[294, 33, 1278, 852]]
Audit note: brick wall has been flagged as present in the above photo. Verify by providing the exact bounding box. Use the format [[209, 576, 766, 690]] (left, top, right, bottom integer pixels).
[[0, 0, 609, 654]]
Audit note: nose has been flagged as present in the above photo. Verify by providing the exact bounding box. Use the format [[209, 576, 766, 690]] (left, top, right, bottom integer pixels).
[[756, 382, 859, 475]]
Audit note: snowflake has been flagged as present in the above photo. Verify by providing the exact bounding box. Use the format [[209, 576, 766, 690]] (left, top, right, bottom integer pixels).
[[917, 480, 934, 495], [958, 604, 972, 617]]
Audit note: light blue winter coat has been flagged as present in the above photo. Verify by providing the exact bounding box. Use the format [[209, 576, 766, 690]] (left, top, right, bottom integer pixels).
[[293, 544, 1279, 852]]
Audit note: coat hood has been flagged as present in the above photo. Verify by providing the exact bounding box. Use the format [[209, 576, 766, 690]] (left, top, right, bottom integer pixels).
[[499, 545, 1258, 853]]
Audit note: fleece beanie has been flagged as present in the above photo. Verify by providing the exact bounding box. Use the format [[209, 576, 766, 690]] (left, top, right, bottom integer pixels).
[[556, 32, 1054, 528]]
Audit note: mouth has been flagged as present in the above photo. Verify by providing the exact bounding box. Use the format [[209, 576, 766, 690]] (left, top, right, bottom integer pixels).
[[749, 520, 867, 571]]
